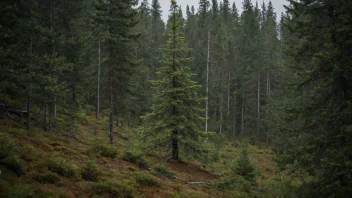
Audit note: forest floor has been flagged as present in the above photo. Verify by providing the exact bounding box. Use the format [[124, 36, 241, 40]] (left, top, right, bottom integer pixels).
[[0, 111, 289, 198]]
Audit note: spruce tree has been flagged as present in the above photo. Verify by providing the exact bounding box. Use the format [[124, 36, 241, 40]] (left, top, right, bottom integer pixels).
[[143, 0, 207, 160], [93, 0, 139, 144]]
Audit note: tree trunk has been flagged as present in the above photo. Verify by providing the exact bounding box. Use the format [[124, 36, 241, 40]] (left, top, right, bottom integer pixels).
[[232, 93, 236, 137], [257, 70, 260, 137], [97, 41, 101, 120], [241, 101, 244, 135], [219, 64, 224, 134], [27, 97, 30, 131], [109, 46, 113, 144], [205, 30, 210, 133], [44, 104, 48, 131]]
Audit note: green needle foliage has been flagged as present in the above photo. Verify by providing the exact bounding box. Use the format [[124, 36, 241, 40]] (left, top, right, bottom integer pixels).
[[143, 0, 209, 160]]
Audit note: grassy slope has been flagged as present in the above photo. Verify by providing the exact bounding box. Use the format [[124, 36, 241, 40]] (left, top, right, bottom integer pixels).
[[0, 111, 293, 198]]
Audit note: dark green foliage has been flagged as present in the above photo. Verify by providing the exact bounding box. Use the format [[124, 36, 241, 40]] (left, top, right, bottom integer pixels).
[[134, 172, 159, 187], [0, 155, 25, 176], [232, 146, 256, 183], [95, 144, 119, 158], [0, 133, 24, 176], [41, 155, 80, 180], [19, 145, 37, 161], [0, 133, 16, 159], [34, 172, 61, 184], [153, 164, 175, 178], [91, 180, 136, 198], [143, 0, 209, 160], [5, 184, 35, 198], [91, 138, 119, 158], [82, 161, 101, 182], [122, 150, 148, 169], [269, 0, 352, 196]]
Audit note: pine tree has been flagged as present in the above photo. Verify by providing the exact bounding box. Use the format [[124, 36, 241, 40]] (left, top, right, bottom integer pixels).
[[143, 0, 207, 160]]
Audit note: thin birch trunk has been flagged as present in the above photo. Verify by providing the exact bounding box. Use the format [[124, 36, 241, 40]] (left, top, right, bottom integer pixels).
[[205, 30, 210, 133], [241, 100, 244, 135], [219, 65, 224, 134], [257, 70, 260, 136], [227, 71, 231, 117], [97, 41, 101, 120], [232, 93, 236, 137]]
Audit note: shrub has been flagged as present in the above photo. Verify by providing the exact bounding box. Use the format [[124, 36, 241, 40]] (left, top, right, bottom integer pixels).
[[0, 133, 16, 159], [42, 155, 81, 180], [91, 180, 136, 198], [82, 161, 101, 181], [19, 145, 37, 161], [123, 150, 148, 168], [34, 172, 61, 184], [0, 155, 24, 176], [134, 172, 159, 187], [153, 164, 174, 178], [5, 184, 34, 198], [91, 138, 118, 158], [232, 147, 256, 183]]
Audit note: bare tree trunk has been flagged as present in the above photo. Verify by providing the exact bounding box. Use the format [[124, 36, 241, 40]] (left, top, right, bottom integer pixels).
[[27, 34, 32, 132], [266, 71, 270, 143], [97, 41, 101, 120], [44, 104, 48, 131], [257, 70, 260, 137], [205, 30, 210, 133], [109, 46, 113, 144], [227, 71, 231, 117], [219, 65, 224, 134], [232, 93, 236, 137], [241, 100, 244, 135], [27, 97, 30, 131], [50, 0, 56, 128]]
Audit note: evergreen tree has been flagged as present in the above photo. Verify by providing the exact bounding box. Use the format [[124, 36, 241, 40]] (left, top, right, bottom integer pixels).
[[272, 0, 352, 196], [93, 0, 139, 144], [143, 0, 207, 160]]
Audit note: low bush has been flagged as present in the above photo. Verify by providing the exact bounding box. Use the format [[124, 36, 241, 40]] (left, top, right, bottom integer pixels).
[[5, 184, 35, 198], [0, 133, 16, 159], [91, 138, 118, 158], [232, 146, 257, 183], [153, 164, 174, 178], [34, 172, 61, 184], [134, 172, 159, 187], [0, 155, 25, 176], [91, 180, 136, 198], [82, 161, 101, 181], [122, 150, 148, 168], [19, 145, 37, 161], [41, 155, 81, 180]]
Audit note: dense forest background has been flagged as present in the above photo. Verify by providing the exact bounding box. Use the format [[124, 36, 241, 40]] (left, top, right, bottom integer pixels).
[[0, 0, 351, 197]]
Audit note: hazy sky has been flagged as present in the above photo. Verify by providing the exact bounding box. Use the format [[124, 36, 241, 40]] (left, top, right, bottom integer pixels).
[[143, 0, 288, 22]]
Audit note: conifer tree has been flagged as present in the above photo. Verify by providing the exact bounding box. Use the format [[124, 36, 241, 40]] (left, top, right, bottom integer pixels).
[[144, 0, 207, 160], [93, 0, 139, 144]]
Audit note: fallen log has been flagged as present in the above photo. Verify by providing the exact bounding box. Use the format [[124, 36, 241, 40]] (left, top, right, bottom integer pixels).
[[173, 176, 217, 185]]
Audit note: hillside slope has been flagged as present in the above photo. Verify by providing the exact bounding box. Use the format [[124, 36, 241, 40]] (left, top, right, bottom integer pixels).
[[0, 112, 292, 198]]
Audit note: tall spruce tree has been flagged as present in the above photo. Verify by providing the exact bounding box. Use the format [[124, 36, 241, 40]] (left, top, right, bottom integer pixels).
[[143, 0, 207, 160], [93, 0, 139, 144], [271, 0, 352, 196]]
